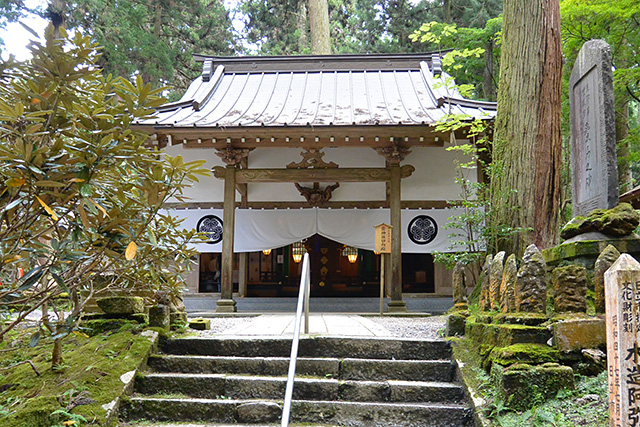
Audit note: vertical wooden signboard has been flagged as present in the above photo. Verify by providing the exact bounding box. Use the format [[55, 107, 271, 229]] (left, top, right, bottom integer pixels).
[[605, 253, 640, 427], [375, 224, 392, 316]]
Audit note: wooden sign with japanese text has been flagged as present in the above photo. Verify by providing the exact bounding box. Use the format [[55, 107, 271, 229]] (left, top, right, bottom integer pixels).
[[605, 253, 640, 427], [374, 223, 392, 254]]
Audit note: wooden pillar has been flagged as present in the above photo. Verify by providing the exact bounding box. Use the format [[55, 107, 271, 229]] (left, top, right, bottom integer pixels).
[[238, 177, 248, 299], [238, 253, 248, 297], [217, 165, 237, 312], [384, 252, 392, 297], [388, 164, 407, 312]]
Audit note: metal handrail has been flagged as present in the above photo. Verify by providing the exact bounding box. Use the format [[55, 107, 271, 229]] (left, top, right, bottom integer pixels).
[[281, 252, 310, 427]]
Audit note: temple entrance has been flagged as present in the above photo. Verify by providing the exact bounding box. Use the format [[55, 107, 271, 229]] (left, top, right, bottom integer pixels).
[[303, 234, 376, 297], [198, 235, 435, 296]]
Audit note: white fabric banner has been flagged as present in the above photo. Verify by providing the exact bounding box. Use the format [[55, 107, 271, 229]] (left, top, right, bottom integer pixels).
[[235, 209, 316, 252], [316, 208, 389, 251], [166, 207, 468, 254]]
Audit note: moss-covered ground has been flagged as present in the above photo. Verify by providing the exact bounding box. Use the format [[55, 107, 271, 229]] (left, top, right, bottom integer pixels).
[[0, 322, 156, 427], [452, 337, 609, 427]]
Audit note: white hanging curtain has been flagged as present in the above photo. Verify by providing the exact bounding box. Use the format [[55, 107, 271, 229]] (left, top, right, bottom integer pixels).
[[316, 208, 389, 251], [166, 207, 470, 254], [234, 209, 316, 252]]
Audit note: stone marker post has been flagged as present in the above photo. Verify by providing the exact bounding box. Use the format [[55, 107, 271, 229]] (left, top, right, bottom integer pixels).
[[569, 39, 618, 217], [605, 253, 640, 427]]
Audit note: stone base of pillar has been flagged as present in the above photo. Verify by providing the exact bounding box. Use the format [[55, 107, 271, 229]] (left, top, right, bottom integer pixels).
[[216, 299, 237, 313], [387, 300, 407, 313]]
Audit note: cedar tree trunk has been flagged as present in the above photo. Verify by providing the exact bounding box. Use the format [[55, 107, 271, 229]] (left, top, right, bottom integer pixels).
[[490, 0, 563, 255], [308, 0, 331, 54]]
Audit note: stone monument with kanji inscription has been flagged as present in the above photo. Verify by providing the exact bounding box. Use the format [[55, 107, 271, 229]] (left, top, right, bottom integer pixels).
[[569, 39, 618, 217]]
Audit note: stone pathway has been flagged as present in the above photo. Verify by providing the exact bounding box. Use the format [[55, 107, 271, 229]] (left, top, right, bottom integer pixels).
[[217, 314, 389, 337], [192, 314, 447, 339]]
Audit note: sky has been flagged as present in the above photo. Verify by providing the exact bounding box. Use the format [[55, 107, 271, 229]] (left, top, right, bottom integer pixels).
[[0, 0, 48, 61]]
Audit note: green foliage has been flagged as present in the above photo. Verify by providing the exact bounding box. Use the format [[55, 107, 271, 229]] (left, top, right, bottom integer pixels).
[[0, 324, 156, 426], [493, 372, 609, 426], [409, 18, 502, 100], [0, 27, 208, 365], [560, 0, 640, 186], [49, 408, 87, 427], [67, 0, 237, 95], [411, 22, 528, 280], [238, 0, 502, 58], [1, 1, 237, 97]]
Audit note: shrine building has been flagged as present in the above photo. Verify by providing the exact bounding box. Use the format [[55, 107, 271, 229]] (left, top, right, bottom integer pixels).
[[134, 52, 496, 312]]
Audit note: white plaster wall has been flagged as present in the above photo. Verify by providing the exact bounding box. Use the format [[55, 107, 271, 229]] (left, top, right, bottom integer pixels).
[[324, 147, 386, 201], [163, 144, 227, 203], [402, 145, 477, 201], [163, 145, 471, 204]]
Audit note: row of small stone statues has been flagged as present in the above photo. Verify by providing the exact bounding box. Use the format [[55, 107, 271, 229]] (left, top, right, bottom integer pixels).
[[452, 243, 621, 314]]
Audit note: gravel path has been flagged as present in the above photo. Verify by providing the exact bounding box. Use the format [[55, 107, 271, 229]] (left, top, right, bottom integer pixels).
[[194, 316, 257, 336], [188, 315, 446, 339], [367, 315, 446, 339]]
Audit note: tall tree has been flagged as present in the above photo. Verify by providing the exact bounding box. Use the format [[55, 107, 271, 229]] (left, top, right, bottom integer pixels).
[[1, 0, 238, 95], [490, 0, 563, 254], [69, 0, 237, 93], [309, 0, 331, 53]]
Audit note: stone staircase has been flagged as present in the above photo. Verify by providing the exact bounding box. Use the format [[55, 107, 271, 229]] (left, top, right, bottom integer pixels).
[[120, 336, 472, 426]]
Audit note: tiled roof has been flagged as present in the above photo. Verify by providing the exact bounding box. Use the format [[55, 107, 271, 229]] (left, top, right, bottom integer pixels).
[[140, 53, 496, 129]]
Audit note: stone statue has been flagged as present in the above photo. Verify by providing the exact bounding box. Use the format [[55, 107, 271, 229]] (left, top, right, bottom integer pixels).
[[295, 182, 340, 206], [553, 265, 588, 313], [479, 254, 493, 311], [489, 251, 506, 311], [516, 244, 548, 313], [594, 244, 621, 313], [452, 261, 468, 306], [500, 254, 518, 313]]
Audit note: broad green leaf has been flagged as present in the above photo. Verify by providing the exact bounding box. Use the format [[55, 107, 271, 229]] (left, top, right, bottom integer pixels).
[[6, 177, 25, 187], [88, 198, 109, 217], [17, 265, 45, 291], [1, 198, 22, 213], [35, 180, 66, 188], [29, 330, 41, 347]]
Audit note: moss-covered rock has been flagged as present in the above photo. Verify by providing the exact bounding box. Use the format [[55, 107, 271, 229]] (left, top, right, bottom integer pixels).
[[560, 216, 589, 239], [552, 318, 606, 352], [492, 362, 575, 411], [466, 319, 551, 347], [170, 311, 188, 330], [560, 203, 640, 240], [493, 312, 548, 326], [488, 343, 561, 367], [446, 312, 468, 337], [543, 237, 640, 270], [149, 304, 170, 330], [552, 265, 588, 313], [189, 318, 211, 330], [82, 318, 142, 336], [588, 203, 640, 237], [96, 296, 145, 315]]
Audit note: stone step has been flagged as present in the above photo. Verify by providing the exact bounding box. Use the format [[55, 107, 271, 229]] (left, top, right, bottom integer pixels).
[[122, 397, 471, 427], [148, 355, 455, 382], [161, 337, 452, 361], [135, 373, 465, 404], [119, 424, 339, 427]]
